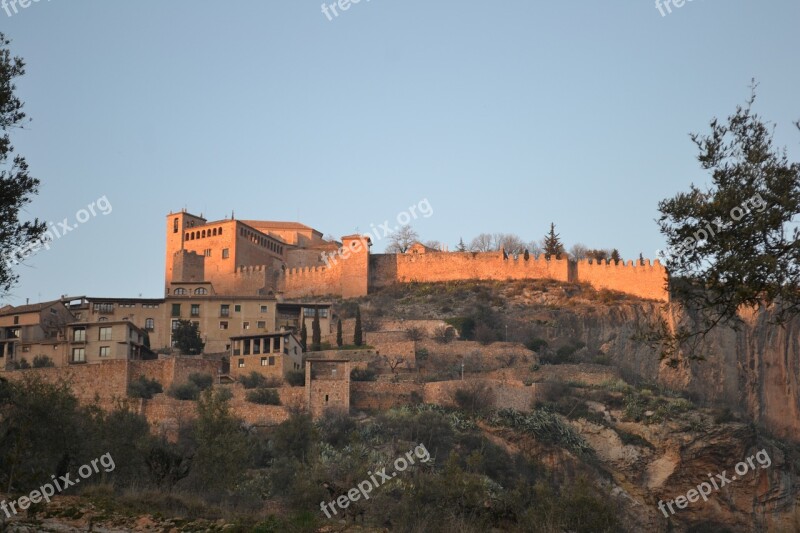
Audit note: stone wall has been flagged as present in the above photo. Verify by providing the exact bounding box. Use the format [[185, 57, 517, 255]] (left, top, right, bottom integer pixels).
[[575, 259, 668, 302], [370, 252, 570, 289]]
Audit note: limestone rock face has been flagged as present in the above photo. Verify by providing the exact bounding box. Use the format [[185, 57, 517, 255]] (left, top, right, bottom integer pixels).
[[535, 302, 800, 443]]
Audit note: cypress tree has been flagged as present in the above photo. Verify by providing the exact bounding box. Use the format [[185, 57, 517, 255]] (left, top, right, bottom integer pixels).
[[336, 319, 343, 348], [353, 307, 363, 346]]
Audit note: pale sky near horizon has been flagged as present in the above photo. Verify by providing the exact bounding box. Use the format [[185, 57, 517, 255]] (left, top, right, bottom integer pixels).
[[2, 0, 799, 305]]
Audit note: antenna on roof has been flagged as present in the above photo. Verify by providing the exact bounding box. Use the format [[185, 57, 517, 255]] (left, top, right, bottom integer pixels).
[[231, 210, 235, 220]]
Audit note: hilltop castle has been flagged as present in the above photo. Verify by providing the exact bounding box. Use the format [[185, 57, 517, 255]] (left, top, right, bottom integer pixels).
[[166, 209, 669, 303]]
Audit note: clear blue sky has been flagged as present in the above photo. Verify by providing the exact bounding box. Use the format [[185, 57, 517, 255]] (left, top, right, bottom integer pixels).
[[2, 0, 799, 304]]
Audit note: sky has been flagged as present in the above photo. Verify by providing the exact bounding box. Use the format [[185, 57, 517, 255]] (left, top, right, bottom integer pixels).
[[2, 0, 799, 304]]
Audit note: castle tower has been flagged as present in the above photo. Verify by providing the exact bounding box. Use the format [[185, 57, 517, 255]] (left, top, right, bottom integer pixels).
[[340, 235, 371, 298], [165, 210, 207, 291]]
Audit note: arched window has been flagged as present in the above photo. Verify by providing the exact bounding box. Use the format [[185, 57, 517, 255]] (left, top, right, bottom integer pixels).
[[201, 230, 206, 238], [212, 228, 217, 236], [185, 233, 190, 240], [98, 317, 108, 322], [219, 227, 223, 235], [174, 288, 187, 295], [194, 287, 208, 295], [145, 318, 154, 330]]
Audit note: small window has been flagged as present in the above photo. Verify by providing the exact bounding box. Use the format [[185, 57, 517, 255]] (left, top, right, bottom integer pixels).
[[222, 248, 230, 259], [191, 304, 200, 317], [220, 304, 230, 317], [243, 321, 250, 330], [268, 356, 275, 366], [238, 359, 245, 368], [234, 305, 241, 312], [99, 346, 110, 357], [171, 319, 181, 331], [173, 218, 179, 233], [204, 249, 211, 257], [261, 357, 268, 366], [174, 288, 187, 295], [260, 305, 268, 313], [73, 328, 86, 342], [145, 318, 155, 331], [99, 326, 112, 341], [219, 321, 228, 330], [171, 304, 181, 317], [21, 346, 29, 353], [13, 315, 19, 325], [257, 321, 266, 329], [195, 287, 208, 294], [72, 348, 86, 363]]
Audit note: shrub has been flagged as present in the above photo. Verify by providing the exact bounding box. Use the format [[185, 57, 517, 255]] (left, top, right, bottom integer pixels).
[[245, 388, 281, 405], [12, 358, 30, 370], [128, 376, 163, 399], [445, 317, 475, 340], [432, 325, 455, 344], [285, 370, 305, 387], [405, 326, 426, 341], [525, 337, 549, 352], [240, 372, 282, 389], [475, 323, 497, 345], [350, 368, 377, 382], [32, 355, 55, 368], [453, 382, 495, 415], [167, 382, 200, 401], [187, 373, 213, 391]]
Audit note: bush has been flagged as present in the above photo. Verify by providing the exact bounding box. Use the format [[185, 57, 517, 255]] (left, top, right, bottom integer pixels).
[[453, 382, 495, 415], [405, 326, 426, 341], [475, 323, 497, 345], [432, 325, 455, 344], [12, 358, 30, 370], [168, 382, 200, 401], [445, 316, 476, 340], [285, 370, 305, 387], [32, 355, 55, 368], [128, 376, 163, 399], [350, 368, 377, 382], [187, 373, 213, 391], [525, 337, 549, 353], [245, 388, 281, 405], [240, 371, 282, 389]]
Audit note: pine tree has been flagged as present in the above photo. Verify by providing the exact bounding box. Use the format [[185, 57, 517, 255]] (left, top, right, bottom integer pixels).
[[300, 320, 307, 350], [456, 238, 467, 252], [312, 308, 321, 351], [336, 319, 343, 348], [353, 307, 363, 347], [543, 223, 564, 260], [0, 33, 47, 294], [610, 249, 621, 265]]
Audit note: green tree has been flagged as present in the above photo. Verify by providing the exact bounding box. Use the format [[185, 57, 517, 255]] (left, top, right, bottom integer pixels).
[[191, 388, 252, 492], [657, 87, 800, 357], [336, 318, 343, 348], [300, 319, 307, 350], [312, 308, 321, 351], [353, 306, 363, 346], [172, 320, 204, 355], [456, 238, 467, 252], [0, 34, 46, 294], [610, 249, 621, 265], [542, 223, 564, 260]]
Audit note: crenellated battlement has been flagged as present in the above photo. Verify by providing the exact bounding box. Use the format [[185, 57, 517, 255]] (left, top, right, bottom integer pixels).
[[577, 258, 664, 269]]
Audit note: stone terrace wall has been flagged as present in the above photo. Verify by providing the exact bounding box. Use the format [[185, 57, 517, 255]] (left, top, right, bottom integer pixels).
[[351, 382, 423, 410], [370, 252, 570, 289], [3, 360, 130, 406]]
